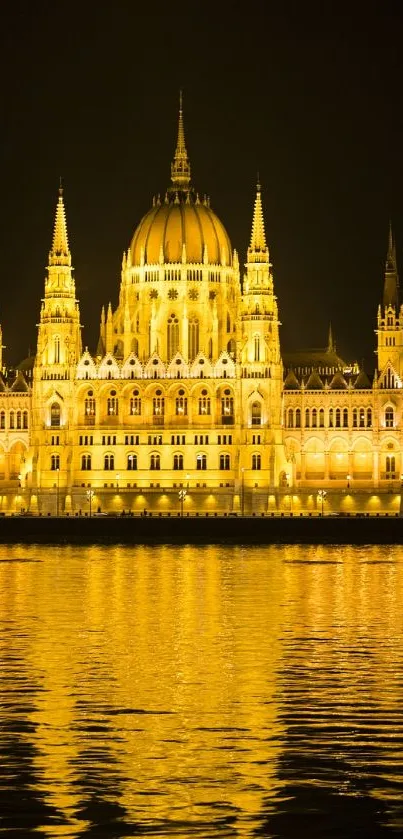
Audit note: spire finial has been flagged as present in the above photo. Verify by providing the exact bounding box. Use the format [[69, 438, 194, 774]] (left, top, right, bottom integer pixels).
[[170, 91, 191, 191], [49, 183, 70, 266], [327, 322, 334, 353], [386, 220, 397, 272], [383, 220, 399, 308], [248, 181, 268, 262]]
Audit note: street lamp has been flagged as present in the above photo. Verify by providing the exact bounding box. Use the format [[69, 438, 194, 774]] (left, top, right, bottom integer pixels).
[[241, 467, 245, 516], [317, 488, 327, 517], [179, 485, 187, 516], [86, 488, 94, 517], [116, 473, 120, 489], [347, 473, 351, 490]]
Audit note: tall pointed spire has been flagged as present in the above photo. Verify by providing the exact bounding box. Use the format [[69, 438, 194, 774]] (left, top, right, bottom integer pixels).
[[383, 221, 399, 308], [386, 220, 397, 273], [248, 181, 269, 263], [170, 91, 191, 191], [327, 322, 335, 353], [49, 184, 71, 266]]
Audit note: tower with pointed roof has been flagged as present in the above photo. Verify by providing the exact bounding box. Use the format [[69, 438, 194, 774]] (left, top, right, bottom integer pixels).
[[240, 183, 286, 484], [32, 187, 82, 503], [376, 223, 403, 378]]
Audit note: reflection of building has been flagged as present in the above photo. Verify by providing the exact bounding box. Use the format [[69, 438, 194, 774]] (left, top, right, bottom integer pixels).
[[0, 100, 401, 513]]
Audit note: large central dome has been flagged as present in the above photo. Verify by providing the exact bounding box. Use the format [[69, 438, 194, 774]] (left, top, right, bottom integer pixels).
[[129, 97, 232, 267], [130, 195, 232, 266]]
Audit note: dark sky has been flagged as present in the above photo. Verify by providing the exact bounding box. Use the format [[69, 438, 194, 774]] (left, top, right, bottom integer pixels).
[[1, 1, 402, 367]]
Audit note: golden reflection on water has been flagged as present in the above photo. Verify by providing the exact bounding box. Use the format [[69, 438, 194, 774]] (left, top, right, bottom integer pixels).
[[1, 543, 403, 837]]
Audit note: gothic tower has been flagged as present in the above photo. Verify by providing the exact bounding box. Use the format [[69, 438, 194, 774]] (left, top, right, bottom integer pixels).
[[376, 223, 403, 382], [32, 187, 82, 502], [240, 183, 286, 486]]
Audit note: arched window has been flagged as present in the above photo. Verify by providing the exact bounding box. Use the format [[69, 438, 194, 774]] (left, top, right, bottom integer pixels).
[[85, 395, 95, 416], [104, 453, 114, 471], [9, 411, 15, 429], [352, 408, 358, 428], [196, 453, 207, 470], [130, 392, 141, 415], [208, 338, 213, 359], [319, 408, 325, 428], [107, 392, 118, 415], [16, 411, 22, 429], [188, 318, 199, 360], [367, 408, 372, 428], [54, 336, 60, 363], [343, 408, 348, 427], [251, 401, 262, 426], [131, 337, 139, 356], [167, 314, 179, 359], [221, 391, 234, 424], [198, 392, 211, 415], [254, 335, 260, 362], [51, 454, 60, 471], [50, 403, 61, 427], [295, 408, 301, 428], [173, 453, 184, 470], [153, 396, 165, 417], [328, 408, 334, 428], [81, 454, 91, 471], [335, 408, 341, 428], [150, 453, 160, 470], [219, 453, 230, 470], [227, 339, 236, 357], [23, 410, 28, 429], [175, 395, 188, 415], [385, 407, 394, 428], [0, 411, 5, 430], [252, 453, 261, 470], [312, 408, 317, 428], [226, 313, 231, 333], [305, 408, 310, 428], [386, 455, 396, 478], [359, 408, 365, 428], [287, 408, 294, 428], [127, 453, 137, 471]]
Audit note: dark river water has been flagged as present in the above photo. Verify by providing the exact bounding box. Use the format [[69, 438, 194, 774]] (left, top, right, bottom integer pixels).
[[1, 543, 403, 838]]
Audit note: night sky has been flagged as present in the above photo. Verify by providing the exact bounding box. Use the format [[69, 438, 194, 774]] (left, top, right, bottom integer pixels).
[[1, 1, 402, 368]]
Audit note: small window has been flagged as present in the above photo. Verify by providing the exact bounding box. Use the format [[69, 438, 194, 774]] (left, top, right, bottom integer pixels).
[[385, 407, 394, 428], [104, 453, 115, 471], [50, 403, 61, 427], [81, 454, 91, 470], [127, 453, 137, 470], [150, 453, 160, 470], [51, 454, 60, 471], [252, 453, 261, 470]]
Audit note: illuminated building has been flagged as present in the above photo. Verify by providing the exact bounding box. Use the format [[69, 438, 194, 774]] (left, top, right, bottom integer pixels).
[[0, 101, 401, 514]]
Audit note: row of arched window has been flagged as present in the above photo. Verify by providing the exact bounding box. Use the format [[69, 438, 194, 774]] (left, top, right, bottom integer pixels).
[[0, 410, 29, 430], [286, 407, 374, 429], [83, 391, 257, 424], [76, 453, 263, 471]]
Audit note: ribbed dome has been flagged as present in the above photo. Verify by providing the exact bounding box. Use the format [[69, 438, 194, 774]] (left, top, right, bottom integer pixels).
[[130, 195, 232, 266]]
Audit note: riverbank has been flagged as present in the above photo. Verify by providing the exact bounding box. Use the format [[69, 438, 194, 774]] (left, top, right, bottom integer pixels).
[[0, 512, 402, 545]]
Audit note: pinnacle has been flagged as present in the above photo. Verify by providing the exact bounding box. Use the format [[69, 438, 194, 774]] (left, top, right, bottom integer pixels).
[[248, 182, 268, 261], [49, 186, 70, 266], [170, 91, 191, 191]]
